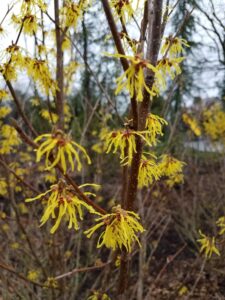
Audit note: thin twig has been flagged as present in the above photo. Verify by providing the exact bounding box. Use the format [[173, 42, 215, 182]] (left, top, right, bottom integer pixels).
[[55, 261, 111, 280]]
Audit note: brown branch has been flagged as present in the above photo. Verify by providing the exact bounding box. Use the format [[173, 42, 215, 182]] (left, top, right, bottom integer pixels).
[[101, 0, 138, 129], [101, 0, 129, 71], [5, 80, 38, 137], [0, 4, 14, 26], [0, 261, 58, 289]]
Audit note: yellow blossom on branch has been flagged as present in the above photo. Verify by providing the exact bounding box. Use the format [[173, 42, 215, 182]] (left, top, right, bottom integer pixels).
[[40, 109, 58, 124], [138, 154, 161, 188], [0, 45, 25, 81], [44, 277, 58, 288], [106, 53, 162, 101], [87, 291, 111, 300], [0, 90, 9, 101], [0, 178, 7, 196], [197, 230, 220, 258], [35, 130, 91, 173], [0, 106, 11, 119], [84, 205, 145, 252], [165, 173, 184, 188], [19, 0, 47, 15], [153, 57, 185, 93], [0, 125, 21, 154], [158, 154, 185, 177], [161, 36, 190, 57], [61, 0, 88, 29], [27, 269, 40, 281], [145, 113, 168, 145], [216, 216, 225, 235], [110, 0, 134, 23], [26, 58, 58, 96], [26, 180, 98, 234], [11, 13, 38, 35], [104, 128, 151, 165]]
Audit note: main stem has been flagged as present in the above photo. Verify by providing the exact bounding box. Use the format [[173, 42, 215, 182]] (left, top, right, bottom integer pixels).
[[54, 0, 64, 130], [118, 0, 163, 295]]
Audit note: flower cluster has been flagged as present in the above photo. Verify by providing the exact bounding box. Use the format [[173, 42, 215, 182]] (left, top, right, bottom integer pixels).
[[203, 103, 225, 142], [26, 58, 58, 96], [12, 13, 38, 35], [87, 291, 111, 300], [35, 130, 91, 173], [107, 53, 162, 101], [104, 128, 150, 165], [110, 0, 134, 23], [138, 154, 161, 188], [161, 36, 189, 57], [26, 180, 96, 234], [61, 0, 88, 29], [0, 45, 25, 81], [216, 217, 225, 235], [197, 230, 220, 258], [158, 154, 185, 188], [84, 205, 145, 252], [145, 113, 168, 145]]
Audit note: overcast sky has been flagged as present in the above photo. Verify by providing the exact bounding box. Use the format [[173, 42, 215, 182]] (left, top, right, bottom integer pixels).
[[0, 0, 224, 101]]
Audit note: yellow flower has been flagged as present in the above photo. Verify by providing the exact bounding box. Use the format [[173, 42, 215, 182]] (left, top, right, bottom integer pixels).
[[161, 36, 190, 57], [26, 58, 58, 96], [0, 45, 26, 81], [12, 13, 38, 35], [107, 53, 161, 101], [104, 128, 151, 165], [87, 291, 111, 300], [203, 103, 225, 142], [110, 0, 134, 23], [0, 211, 6, 219], [43, 168, 57, 184], [153, 57, 185, 93], [61, 0, 88, 29], [158, 154, 185, 177], [182, 113, 201, 136], [0, 178, 7, 196], [35, 130, 91, 173], [26, 180, 97, 234], [216, 216, 225, 235], [19, 0, 47, 15], [27, 270, 40, 281], [0, 63, 17, 81], [84, 205, 145, 252], [8, 163, 27, 192], [10, 242, 20, 249], [44, 277, 58, 288], [145, 113, 168, 145], [165, 173, 184, 188], [40, 109, 58, 124], [0, 125, 21, 154], [18, 203, 29, 214], [0, 106, 11, 119], [115, 255, 121, 267], [178, 286, 188, 296], [138, 154, 161, 188], [0, 90, 9, 101], [197, 230, 220, 258]]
